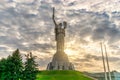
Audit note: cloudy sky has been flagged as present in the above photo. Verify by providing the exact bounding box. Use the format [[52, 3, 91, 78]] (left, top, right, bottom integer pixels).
[[0, 0, 120, 72]]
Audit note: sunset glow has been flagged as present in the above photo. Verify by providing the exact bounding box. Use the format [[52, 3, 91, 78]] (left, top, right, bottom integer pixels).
[[64, 48, 75, 55]]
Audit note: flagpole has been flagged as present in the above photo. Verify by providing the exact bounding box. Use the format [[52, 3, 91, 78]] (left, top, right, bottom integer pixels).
[[100, 43, 108, 80], [104, 44, 112, 80]]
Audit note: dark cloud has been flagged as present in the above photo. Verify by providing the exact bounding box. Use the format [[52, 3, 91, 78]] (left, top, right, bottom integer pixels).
[[84, 54, 101, 61], [74, 57, 90, 62], [36, 56, 52, 67], [84, 54, 120, 62], [32, 43, 55, 53]]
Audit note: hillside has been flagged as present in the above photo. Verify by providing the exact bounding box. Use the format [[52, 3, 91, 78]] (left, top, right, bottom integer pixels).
[[36, 70, 95, 80]]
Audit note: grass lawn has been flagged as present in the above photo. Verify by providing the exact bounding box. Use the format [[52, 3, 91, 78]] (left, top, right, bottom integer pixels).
[[36, 70, 95, 80]]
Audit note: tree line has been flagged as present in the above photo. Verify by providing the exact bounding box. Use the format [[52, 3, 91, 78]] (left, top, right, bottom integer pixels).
[[0, 49, 38, 80]]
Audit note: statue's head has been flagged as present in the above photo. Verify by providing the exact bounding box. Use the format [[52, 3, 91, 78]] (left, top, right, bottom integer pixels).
[[58, 23, 62, 27], [63, 21, 67, 29]]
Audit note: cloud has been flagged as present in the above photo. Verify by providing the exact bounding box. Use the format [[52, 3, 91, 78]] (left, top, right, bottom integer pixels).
[[65, 10, 120, 45], [0, 0, 120, 72], [84, 54, 120, 62]]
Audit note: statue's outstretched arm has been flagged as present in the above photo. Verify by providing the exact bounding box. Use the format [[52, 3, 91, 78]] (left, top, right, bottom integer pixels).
[[52, 7, 57, 27]]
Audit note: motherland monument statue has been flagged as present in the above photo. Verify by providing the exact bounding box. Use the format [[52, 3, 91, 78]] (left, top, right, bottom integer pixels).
[[47, 7, 74, 70]]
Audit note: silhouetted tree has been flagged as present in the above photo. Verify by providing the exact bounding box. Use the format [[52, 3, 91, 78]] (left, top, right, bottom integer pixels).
[[10, 49, 23, 79], [0, 58, 7, 80], [0, 49, 23, 80], [22, 52, 38, 80]]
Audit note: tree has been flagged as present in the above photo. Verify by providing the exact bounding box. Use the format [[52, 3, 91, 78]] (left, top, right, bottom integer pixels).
[[0, 49, 23, 80], [10, 49, 23, 79], [22, 52, 38, 80], [0, 58, 7, 80]]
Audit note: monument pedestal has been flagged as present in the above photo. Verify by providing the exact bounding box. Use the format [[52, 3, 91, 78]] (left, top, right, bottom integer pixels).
[[47, 51, 74, 70]]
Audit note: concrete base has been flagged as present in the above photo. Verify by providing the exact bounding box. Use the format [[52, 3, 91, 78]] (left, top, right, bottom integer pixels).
[[47, 51, 75, 70], [47, 62, 74, 70]]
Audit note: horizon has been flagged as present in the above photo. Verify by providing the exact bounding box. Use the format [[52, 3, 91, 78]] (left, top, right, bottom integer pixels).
[[0, 0, 120, 72]]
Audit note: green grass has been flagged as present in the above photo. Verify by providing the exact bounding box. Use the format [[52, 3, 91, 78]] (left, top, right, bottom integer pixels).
[[36, 70, 94, 80]]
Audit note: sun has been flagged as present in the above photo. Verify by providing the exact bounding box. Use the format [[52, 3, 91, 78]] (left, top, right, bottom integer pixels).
[[64, 49, 74, 55]]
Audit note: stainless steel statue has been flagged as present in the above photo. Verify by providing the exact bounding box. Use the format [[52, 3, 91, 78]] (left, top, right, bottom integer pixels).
[[47, 7, 74, 70]]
